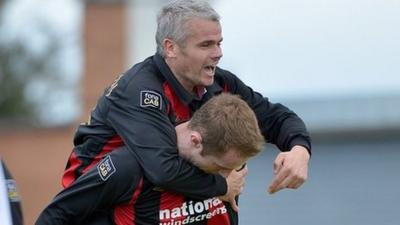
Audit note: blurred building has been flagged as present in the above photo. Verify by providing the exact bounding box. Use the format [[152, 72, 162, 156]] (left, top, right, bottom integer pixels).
[[0, 1, 127, 224]]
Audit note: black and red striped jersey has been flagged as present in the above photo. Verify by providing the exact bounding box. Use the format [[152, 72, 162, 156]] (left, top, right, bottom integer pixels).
[[36, 147, 237, 225], [62, 53, 311, 200]]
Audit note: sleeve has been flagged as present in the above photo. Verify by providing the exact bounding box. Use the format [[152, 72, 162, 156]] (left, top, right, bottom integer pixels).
[[104, 72, 227, 199], [35, 149, 141, 225], [223, 71, 312, 154]]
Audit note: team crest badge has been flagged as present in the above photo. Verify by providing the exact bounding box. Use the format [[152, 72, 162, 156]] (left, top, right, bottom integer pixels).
[[97, 155, 116, 181], [140, 90, 162, 110]]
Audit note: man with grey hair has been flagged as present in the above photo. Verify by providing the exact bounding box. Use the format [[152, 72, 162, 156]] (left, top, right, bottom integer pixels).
[[61, 0, 311, 223], [155, 0, 221, 57], [155, 0, 311, 195]]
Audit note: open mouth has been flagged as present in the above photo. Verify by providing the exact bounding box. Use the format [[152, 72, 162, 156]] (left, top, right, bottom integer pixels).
[[204, 65, 216, 74]]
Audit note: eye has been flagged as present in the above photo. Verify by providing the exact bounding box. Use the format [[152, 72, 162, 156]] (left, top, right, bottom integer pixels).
[[200, 42, 211, 48]]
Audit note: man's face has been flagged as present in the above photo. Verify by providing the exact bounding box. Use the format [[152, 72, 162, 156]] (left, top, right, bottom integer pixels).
[[171, 18, 223, 91], [190, 148, 248, 176]]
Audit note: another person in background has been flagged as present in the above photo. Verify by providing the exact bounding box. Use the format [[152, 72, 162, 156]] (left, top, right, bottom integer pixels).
[[0, 158, 24, 225]]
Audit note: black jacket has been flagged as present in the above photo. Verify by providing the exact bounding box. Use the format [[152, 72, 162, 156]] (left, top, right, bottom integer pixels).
[[37, 147, 238, 225], [62, 53, 311, 199]]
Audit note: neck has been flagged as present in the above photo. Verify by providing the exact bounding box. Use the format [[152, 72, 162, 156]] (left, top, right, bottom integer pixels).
[[165, 58, 195, 94], [176, 74, 195, 94]]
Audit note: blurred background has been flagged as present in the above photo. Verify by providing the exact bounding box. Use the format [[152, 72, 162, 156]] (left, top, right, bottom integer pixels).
[[0, 0, 399, 224]]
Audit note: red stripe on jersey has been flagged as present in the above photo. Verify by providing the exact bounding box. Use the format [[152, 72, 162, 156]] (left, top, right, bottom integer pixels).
[[81, 135, 123, 174], [159, 192, 186, 224], [62, 151, 80, 188], [223, 83, 229, 92], [62, 135, 124, 188], [114, 177, 145, 225], [163, 82, 191, 122]]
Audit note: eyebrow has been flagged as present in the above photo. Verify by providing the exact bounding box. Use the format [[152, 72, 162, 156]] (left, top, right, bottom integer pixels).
[[199, 38, 223, 45]]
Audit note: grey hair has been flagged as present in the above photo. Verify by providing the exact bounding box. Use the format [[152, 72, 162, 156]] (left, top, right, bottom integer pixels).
[[156, 0, 220, 57]]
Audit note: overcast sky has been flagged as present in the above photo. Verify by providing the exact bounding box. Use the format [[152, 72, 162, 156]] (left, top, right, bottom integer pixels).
[[214, 0, 400, 99], [2, 0, 399, 125], [129, 0, 400, 100]]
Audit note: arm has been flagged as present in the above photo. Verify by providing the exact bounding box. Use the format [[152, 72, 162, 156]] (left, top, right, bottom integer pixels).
[[36, 149, 140, 225], [223, 72, 311, 152], [222, 70, 311, 193], [104, 68, 227, 199]]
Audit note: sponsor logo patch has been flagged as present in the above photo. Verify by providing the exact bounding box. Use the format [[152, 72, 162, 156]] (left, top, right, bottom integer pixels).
[[140, 90, 162, 110], [6, 179, 21, 202], [97, 155, 116, 181], [159, 197, 227, 224]]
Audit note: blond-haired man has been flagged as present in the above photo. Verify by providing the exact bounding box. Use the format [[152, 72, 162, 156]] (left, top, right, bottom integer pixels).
[[37, 94, 265, 225]]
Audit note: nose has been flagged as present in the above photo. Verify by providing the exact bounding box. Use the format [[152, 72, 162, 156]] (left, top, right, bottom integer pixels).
[[211, 45, 223, 61]]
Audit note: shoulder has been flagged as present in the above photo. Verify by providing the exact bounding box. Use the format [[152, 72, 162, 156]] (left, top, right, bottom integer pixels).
[[113, 57, 165, 95], [97, 147, 142, 183], [104, 57, 168, 113], [214, 67, 240, 84], [214, 67, 244, 92]]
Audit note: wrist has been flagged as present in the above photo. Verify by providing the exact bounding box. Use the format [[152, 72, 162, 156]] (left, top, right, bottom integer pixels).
[[291, 145, 311, 160]]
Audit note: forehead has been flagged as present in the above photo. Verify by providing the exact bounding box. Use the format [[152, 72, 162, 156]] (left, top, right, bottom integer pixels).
[[185, 18, 222, 42]]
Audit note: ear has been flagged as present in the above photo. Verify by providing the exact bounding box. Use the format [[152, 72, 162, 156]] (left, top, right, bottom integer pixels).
[[190, 131, 203, 151], [163, 38, 177, 58]]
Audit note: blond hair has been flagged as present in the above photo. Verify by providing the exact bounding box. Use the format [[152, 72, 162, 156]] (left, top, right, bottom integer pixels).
[[189, 93, 265, 158]]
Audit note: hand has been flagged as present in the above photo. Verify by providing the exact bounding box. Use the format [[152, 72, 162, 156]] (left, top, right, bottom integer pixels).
[[268, 145, 310, 194], [219, 165, 248, 212]]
